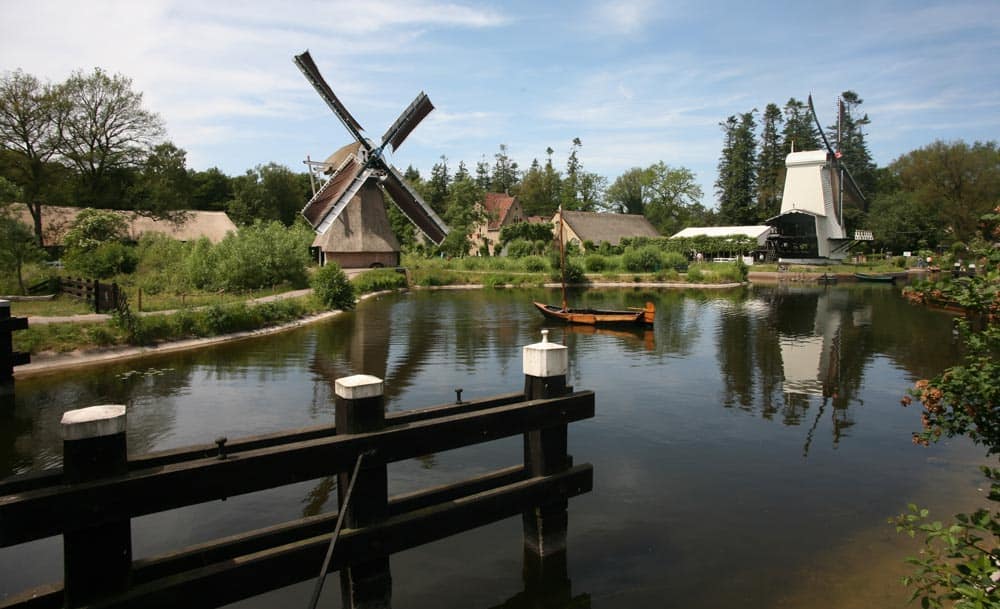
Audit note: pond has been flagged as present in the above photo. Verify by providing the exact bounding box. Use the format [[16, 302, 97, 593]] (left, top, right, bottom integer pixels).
[[0, 284, 986, 608]]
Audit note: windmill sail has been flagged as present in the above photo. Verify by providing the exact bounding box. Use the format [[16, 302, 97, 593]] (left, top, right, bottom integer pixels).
[[301, 155, 373, 234], [382, 166, 448, 244], [381, 92, 434, 152], [294, 51, 367, 144]]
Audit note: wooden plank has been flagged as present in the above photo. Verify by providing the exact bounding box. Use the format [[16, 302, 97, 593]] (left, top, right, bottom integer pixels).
[[0, 392, 595, 546], [0, 464, 533, 609], [0, 392, 526, 495], [99, 466, 593, 609]]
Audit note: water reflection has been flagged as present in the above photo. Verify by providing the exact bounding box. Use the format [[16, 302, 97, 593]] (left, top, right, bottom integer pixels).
[[1, 285, 977, 609]]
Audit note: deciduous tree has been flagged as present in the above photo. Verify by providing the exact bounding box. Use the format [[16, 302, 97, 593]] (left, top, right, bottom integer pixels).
[[0, 70, 65, 244], [57, 68, 165, 207]]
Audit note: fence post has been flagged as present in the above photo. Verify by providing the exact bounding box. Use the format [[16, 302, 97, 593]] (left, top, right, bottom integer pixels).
[[334, 374, 391, 609], [521, 330, 571, 592], [61, 404, 132, 607], [1, 300, 30, 399]]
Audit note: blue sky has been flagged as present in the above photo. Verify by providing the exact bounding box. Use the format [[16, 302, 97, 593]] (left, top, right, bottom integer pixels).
[[2, 0, 998, 206]]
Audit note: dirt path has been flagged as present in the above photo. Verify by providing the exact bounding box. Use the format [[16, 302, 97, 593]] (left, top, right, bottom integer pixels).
[[26, 288, 314, 325]]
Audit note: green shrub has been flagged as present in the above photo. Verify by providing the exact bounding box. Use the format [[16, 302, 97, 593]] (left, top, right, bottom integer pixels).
[[352, 269, 407, 294], [585, 254, 607, 272], [64, 242, 138, 278], [506, 239, 536, 258], [622, 245, 662, 272], [686, 265, 704, 282], [312, 263, 355, 310], [662, 252, 689, 272], [482, 273, 513, 288], [655, 269, 680, 281], [550, 260, 586, 284], [523, 256, 547, 272], [212, 221, 312, 290]]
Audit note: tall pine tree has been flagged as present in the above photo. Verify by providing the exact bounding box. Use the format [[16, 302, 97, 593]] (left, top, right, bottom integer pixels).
[[716, 111, 758, 224], [828, 90, 877, 201], [491, 144, 519, 194], [781, 97, 819, 154], [757, 103, 784, 221]]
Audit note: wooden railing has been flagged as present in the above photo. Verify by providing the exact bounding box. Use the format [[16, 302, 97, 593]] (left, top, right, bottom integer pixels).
[[0, 333, 592, 609]]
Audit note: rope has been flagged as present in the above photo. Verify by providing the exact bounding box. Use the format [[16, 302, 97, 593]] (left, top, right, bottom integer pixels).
[[306, 451, 367, 609]]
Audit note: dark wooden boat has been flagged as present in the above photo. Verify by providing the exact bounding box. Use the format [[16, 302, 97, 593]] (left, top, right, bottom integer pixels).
[[854, 272, 896, 283], [535, 207, 656, 326], [533, 301, 655, 326]]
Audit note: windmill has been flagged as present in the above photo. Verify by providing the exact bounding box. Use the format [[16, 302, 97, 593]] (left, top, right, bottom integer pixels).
[[294, 50, 448, 268], [764, 95, 869, 262]]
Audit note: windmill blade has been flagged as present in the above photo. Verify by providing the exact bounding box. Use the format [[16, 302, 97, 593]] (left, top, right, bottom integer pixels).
[[381, 92, 434, 152], [839, 164, 867, 210], [301, 155, 374, 234], [807, 94, 836, 156], [381, 166, 449, 244], [294, 50, 368, 148]]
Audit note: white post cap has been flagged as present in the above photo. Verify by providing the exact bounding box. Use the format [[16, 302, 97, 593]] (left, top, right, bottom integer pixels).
[[523, 329, 568, 378], [61, 405, 127, 441], [335, 374, 384, 400]]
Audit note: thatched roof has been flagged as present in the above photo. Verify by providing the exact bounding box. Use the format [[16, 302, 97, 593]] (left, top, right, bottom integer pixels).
[[6, 204, 237, 246], [311, 182, 399, 253], [559, 210, 660, 245]]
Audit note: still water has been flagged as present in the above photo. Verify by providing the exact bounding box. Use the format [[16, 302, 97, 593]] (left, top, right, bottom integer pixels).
[[0, 284, 987, 608]]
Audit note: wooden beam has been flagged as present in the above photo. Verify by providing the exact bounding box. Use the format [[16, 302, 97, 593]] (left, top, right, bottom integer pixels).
[[0, 465, 592, 609], [0, 392, 526, 495], [0, 392, 594, 546]]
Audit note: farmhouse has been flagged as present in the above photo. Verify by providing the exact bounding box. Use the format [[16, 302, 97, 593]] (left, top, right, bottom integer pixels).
[[552, 210, 660, 248]]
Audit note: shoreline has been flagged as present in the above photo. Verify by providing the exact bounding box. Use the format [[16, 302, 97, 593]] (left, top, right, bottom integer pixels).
[[12, 282, 747, 377]]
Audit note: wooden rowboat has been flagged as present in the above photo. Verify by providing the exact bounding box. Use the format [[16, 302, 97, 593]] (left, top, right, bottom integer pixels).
[[853, 272, 896, 283], [533, 301, 655, 326]]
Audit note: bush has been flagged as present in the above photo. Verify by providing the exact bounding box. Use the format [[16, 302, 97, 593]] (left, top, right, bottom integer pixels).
[[352, 269, 407, 294], [585, 254, 607, 272], [64, 241, 138, 278], [212, 221, 312, 290], [686, 265, 704, 282], [523, 256, 547, 272], [312, 263, 355, 310], [622, 245, 662, 272], [550, 260, 586, 284], [662, 252, 689, 272], [506, 239, 536, 258]]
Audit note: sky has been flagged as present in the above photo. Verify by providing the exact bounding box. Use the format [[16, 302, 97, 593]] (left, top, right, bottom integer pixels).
[[2, 0, 998, 206]]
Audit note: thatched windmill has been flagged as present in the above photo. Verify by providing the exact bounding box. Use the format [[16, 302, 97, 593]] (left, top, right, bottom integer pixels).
[[295, 51, 448, 268]]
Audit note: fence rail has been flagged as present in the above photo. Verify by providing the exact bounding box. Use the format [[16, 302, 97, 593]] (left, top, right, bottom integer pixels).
[[0, 332, 592, 609]]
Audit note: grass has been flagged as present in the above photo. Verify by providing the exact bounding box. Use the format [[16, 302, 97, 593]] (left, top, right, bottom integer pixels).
[[12, 296, 327, 354], [8, 298, 96, 317]]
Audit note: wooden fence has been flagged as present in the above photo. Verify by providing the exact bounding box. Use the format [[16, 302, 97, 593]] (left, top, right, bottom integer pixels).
[[0, 300, 30, 398], [28, 277, 125, 313], [0, 332, 592, 608]]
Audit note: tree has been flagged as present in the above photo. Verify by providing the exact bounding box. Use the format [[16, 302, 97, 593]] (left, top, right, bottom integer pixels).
[[541, 147, 562, 215], [425, 155, 450, 214], [561, 138, 583, 210], [865, 190, 942, 252], [57, 68, 165, 207], [474, 156, 491, 191], [644, 163, 704, 235], [890, 140, 1000, 244], [716, 111, 758, 224], [517, 159, 546, 216], [829, 91, 877, 200], [491, 144, 519, 194], [0, 212, 45, 294], [189, 167, 233, 211], [227, 163, 308, 226], [0, 70, 65, 244], [130, 142, 192, 220], [757, 103, 784, 221], [605, 167, 649, 215], [781, 97, 819, 154]]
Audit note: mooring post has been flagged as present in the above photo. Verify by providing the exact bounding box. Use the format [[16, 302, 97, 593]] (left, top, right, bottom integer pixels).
[[1, 300, 30, 399], [334, 374, 392, 609], [521, 330, 571, 592], [60, 404, 132, 607]]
